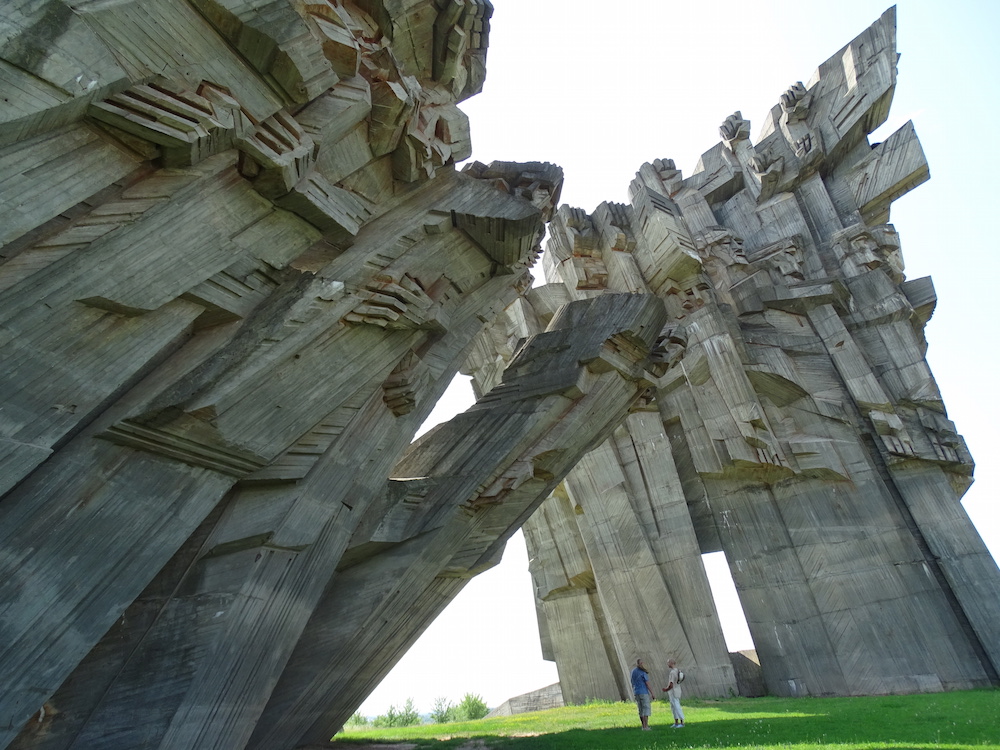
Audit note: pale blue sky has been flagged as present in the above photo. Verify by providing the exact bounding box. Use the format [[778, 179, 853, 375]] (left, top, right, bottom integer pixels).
[[360, 0, 1000, 716]]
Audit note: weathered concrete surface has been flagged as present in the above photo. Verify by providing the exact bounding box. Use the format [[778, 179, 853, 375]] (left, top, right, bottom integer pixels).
[[467, 7, 1000, 702], [730, 651, 766, 698], [4, 160, 560, 750], [2, 4, 999, 750], [0, 2, 574, 748], [467, 261, 737, 704], [248, 292, 667, 749]]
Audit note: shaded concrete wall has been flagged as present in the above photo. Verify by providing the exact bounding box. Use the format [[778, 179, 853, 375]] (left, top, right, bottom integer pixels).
[[730, 651, 766, 698]]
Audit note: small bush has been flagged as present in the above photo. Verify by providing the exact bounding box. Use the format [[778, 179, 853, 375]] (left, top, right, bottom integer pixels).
[[371, 698, 421, 727], [430, 696, 457, 724], [455, 692, 489, 721], [344, 712, 369, 727]]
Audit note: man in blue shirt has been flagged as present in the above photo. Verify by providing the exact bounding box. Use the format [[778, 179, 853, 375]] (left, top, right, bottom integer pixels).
[[630, 658, 653, 730]]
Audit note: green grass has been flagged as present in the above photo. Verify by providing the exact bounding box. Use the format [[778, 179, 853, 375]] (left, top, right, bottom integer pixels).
[[334, 690, 1000, 749]]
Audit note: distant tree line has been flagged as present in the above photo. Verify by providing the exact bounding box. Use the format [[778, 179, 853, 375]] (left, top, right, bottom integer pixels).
[[346, 692, 489, 728]]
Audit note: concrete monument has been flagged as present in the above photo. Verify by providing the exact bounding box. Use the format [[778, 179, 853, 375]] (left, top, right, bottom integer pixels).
[[474, 7, 999, 703], [0, 4, 997, 750], [0, 2, 652, 747]]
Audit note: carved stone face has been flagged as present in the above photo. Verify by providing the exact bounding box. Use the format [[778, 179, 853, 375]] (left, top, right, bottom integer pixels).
[[665, 280, 711, 318], [850, 235, 879, 263], [832, 225, 907, 281], [879, 245, 904, 278], [835, 230, 882, 275], [772, 245, 804, 280], [683, 282, 711, 311], [696, 231, 747, 268], [719, 236, 749, 267], [870, 225, 904, 281]]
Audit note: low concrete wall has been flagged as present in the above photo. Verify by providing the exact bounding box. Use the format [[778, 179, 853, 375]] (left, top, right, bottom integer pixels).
[[487, 683, 565, 717]]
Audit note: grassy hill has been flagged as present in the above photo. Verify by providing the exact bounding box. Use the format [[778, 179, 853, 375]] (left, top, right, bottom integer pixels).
[[333, 690, 1000, 749]]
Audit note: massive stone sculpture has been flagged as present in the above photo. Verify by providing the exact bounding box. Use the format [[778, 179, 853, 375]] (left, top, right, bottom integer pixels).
[[468, 7, 1000, 703], [0, 2, 647, 747], [0, 4, 997, 750]]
